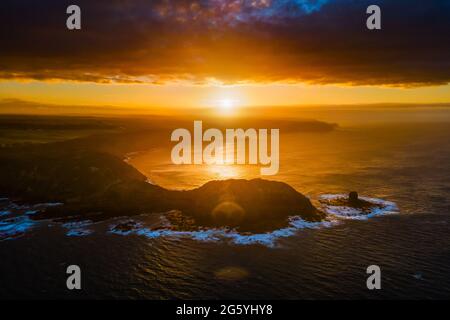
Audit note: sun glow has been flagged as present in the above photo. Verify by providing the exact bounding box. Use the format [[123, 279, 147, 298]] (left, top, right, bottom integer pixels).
[[220, 99, 234, 109], [218, 98, 238, 114], [208, 165, 240, 179]]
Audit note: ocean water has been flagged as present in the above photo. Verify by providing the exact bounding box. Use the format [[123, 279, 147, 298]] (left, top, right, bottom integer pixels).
[[1, 117, 450, 299]]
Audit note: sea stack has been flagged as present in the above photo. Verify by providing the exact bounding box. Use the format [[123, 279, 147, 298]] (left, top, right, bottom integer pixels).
[[349, 191, 359, 204]]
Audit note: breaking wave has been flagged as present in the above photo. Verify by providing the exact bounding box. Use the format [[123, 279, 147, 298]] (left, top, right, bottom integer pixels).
[[62, 221, 94, 237], [107, 194, 400, 247], [320, 194, 400, 220], [0, 215, 37, 241], [108, 216, 339, 248], [0, 194, 400, 247], [0, 199, 63, 241]]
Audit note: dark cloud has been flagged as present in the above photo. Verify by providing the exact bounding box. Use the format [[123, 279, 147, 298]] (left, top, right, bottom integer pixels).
[[0, 0, 449, 86]]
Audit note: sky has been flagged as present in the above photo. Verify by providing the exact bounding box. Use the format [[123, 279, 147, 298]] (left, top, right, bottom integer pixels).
[[0, 0, 449, 109]]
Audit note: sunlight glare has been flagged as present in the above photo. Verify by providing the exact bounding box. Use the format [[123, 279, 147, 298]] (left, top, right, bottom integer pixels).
[[209, 165, 239, 179], [218, 99, 237, 114]]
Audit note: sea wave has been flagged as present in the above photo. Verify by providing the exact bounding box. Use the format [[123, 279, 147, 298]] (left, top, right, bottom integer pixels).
[[320, 194, 400, 220], [0, 210, 11, 217], [0, 215, 37, 241], [108, 216, 340, 248], [107, 194, 399, 247], [62, 221, 94, 237], [0, 195, 400, 246], [0, 198, 64, 241]]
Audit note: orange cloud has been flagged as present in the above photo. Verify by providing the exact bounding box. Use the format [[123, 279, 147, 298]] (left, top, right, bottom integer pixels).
[[0, 0, 449, 87]]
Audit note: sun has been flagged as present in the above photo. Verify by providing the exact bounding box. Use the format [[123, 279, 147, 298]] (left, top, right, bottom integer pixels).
[[218, 98, 238, 114], [220, 99, 234, 109]]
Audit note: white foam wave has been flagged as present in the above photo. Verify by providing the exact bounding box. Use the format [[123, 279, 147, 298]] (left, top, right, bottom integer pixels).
[[108, 216, 339, 248], [0, 210, 11, 217], [107, 194, 398, 247], [319, 194, 399, 220], [0, 194, 400, 245], [0, 199, 62, 241], [62, 221, 94, 237], [0, 216, 37, 241]]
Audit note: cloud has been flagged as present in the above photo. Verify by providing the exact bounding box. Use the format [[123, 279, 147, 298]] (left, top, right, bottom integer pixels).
[[0, 0, 449, 86]]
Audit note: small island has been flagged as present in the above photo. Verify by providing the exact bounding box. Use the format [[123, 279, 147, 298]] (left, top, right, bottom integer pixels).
[[320, 191, 383, 213]]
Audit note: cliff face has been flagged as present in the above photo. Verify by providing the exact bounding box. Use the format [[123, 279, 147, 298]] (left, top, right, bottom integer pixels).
[[0, 145, 324, 232]]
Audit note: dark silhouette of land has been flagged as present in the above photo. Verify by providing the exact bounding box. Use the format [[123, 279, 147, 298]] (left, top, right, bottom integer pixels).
[[0, 146, 322, 232], [0, 115, 330, 232]]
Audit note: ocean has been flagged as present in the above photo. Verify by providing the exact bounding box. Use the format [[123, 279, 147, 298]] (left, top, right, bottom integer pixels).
[[1, 109, 450, 299]]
